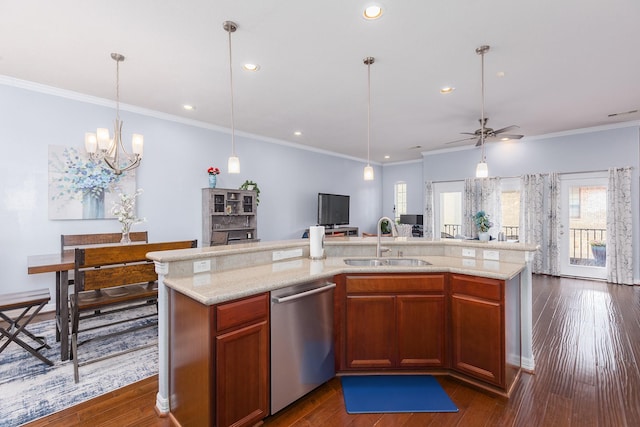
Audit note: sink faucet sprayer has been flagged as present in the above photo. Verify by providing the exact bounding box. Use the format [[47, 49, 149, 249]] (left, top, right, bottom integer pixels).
[[376, 216, 397, 258]]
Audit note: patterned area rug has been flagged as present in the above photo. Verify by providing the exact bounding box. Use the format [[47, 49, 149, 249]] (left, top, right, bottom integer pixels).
[[0, 306, 158, 426]]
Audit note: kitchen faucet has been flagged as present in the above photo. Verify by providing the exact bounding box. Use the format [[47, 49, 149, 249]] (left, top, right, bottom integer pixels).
[[376, 216, 397, 258]]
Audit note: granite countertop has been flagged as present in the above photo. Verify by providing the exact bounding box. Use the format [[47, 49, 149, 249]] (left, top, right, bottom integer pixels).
[[162, 255, 526, 306]]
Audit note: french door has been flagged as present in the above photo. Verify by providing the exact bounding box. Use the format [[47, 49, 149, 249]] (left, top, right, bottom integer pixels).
[[559, 173, 607, 279]]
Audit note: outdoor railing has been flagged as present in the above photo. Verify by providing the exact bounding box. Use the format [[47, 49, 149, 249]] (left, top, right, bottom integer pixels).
[[441, 224, 520, 240], [570, 227, 606, 265]]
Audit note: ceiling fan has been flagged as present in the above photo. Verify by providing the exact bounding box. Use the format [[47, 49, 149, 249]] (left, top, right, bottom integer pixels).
[[446, 45, 523, 147]]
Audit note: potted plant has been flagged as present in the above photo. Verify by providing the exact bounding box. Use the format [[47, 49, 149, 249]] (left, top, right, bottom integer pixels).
[[590, 240, 606, 266], [239, 180, 260, 205], [473, 210, 493, 241]]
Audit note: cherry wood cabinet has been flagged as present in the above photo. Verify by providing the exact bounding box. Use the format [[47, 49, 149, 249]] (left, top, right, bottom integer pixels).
[[169, 290, 269, 427], [450, 274, 504, 386], [339, 274, 447, 370]]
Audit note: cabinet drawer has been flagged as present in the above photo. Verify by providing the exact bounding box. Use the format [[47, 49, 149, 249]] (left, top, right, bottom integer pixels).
[[216, 293, 268, 333], [451, 274, 503, 302], [346, 274, 445, 294]]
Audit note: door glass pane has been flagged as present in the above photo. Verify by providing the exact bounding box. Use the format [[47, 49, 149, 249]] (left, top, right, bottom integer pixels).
[[568, 185, 606, 266], [501, 190, 520, 240], [440, 192, 461, 238]]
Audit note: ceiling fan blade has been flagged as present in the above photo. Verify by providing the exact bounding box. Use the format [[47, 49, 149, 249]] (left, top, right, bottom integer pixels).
[[492, 125, 519, 134], [460, 132, 478, 136], [498, 134, 524, 140], [444, 135, 477, 145], [475, 138, 484, 147]]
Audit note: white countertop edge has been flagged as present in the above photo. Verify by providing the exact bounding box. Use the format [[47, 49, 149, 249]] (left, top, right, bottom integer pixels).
[[163, 255, 526, 306]]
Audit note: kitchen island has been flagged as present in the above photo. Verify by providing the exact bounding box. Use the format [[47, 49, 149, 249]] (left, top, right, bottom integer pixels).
[[148, 237, 537, 426]]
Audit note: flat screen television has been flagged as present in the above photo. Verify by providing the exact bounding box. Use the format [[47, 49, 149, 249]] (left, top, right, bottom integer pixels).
[[317, 193, 350, 227]]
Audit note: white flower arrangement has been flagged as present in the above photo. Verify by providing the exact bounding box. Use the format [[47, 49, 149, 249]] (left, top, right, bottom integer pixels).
[[111, 188, 146, 234]]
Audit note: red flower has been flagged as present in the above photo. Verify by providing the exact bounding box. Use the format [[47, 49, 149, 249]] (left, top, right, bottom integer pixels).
[[207, 167, 220, 175]]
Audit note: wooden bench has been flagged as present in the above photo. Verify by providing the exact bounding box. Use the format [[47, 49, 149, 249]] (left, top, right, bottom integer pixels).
[[56, 232, 149, 360], [0, 289, 53, 366], [70, 239, 196, 382]]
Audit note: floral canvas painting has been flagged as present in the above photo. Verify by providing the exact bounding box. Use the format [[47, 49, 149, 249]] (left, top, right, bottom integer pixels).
[[48, 145, 136, 220]]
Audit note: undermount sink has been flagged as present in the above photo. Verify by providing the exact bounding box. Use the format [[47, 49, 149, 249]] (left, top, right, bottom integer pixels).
[[384, 258, 431, 267], [344, 258, 431, 267], [343, 258, 387, 267]]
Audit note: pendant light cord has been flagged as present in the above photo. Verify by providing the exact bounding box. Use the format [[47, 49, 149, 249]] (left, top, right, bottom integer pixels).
[[115, 57, 120, 123], [367, 60, 371, 165], [228, 27, 236, 156], [480, 48, 485, 162]]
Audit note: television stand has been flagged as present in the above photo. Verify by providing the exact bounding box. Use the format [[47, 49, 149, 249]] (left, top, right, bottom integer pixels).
[[325, 227, 358, 237]]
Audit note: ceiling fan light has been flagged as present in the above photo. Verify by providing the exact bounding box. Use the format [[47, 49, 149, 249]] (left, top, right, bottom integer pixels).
[[476, 161, 488, 178]]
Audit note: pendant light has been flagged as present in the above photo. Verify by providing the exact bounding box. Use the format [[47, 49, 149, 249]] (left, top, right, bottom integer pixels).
[[475, 45, 490, 178], [224, 21, 240, 174], [363, 56, 375, 181]]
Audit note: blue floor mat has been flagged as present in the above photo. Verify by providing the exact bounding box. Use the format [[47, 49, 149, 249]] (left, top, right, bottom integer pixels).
[[340, 375, 458, 414]]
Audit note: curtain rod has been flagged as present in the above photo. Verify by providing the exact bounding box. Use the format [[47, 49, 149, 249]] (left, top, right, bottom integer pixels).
[[428, 167, 633, 184]]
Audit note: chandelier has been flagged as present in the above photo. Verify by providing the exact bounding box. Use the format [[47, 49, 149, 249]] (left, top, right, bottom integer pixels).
[[84, 53, 143, 175]]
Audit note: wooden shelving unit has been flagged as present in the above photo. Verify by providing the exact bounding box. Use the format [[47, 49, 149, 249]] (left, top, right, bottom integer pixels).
[[202, 188, 258, 246]]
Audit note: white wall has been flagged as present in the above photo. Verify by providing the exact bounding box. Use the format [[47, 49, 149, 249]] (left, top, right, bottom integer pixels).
[[0, 82, 382, 300]]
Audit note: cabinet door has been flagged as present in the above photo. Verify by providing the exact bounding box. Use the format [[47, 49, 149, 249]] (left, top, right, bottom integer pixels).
[[451, 294, 503, 386], [346, 295, 395, 368], [397, 295, 446, 367], [216, 320, 269, 427]]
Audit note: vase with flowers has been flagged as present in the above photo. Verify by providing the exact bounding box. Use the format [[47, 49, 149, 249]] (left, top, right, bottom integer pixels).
[[111, 189, 145, 244], [473, 210, 493, 242], [207, 166, 220, 188]]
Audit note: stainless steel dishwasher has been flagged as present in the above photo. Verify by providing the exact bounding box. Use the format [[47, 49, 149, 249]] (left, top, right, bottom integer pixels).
[[270, 280, 336, 414]]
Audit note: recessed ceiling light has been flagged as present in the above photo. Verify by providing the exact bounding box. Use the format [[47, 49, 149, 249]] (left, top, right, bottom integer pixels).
[[243, 63, 260, 71], [363, 5, 383, 20], [440, 86, 455, 94], [384, 155, 390, 159], [501, 137, 510, 141], [293, 131, 302, 136], [497, 71, 505, 77], [183, 105, 195, 111]]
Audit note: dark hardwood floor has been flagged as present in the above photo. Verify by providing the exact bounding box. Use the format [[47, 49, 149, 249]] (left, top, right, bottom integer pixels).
[[24, 275, 640, 427]]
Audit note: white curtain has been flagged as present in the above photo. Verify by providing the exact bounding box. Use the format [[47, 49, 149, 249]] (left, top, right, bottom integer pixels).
[[607, 167, 633, 285], [423, 181, 434, 240], [520, 174, 545, 273], [545, 172, 561, 276], [463, 177, 502, 239]]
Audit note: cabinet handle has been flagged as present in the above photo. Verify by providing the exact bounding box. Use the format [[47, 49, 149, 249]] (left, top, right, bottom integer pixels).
[[271, 282, 336, 303]]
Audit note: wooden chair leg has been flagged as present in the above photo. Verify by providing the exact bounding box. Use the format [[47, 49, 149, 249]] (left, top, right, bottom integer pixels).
[[72, 333, 79, 383]]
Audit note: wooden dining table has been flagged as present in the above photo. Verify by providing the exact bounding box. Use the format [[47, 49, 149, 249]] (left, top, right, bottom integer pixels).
[[27, 252, 75, 360]]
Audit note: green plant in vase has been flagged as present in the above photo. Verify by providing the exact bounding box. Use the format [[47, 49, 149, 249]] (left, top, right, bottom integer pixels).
[[240, 180, 260, 205]]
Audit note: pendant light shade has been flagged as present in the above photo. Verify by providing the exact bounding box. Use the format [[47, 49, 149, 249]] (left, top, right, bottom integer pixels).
[[364, 165, 374, 180], [475, 161, 488, 178], [228, 155, 240, 174], [364, 56, 375, 181], [224, 20, 240, 174]]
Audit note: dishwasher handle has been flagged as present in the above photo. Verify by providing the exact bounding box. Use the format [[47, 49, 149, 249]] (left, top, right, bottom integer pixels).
[[271, 282, 336, 303]]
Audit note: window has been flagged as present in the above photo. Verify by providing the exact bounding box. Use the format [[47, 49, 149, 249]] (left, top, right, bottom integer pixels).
[[394, 182, 407, 222], [569, 187, 581, 218]]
